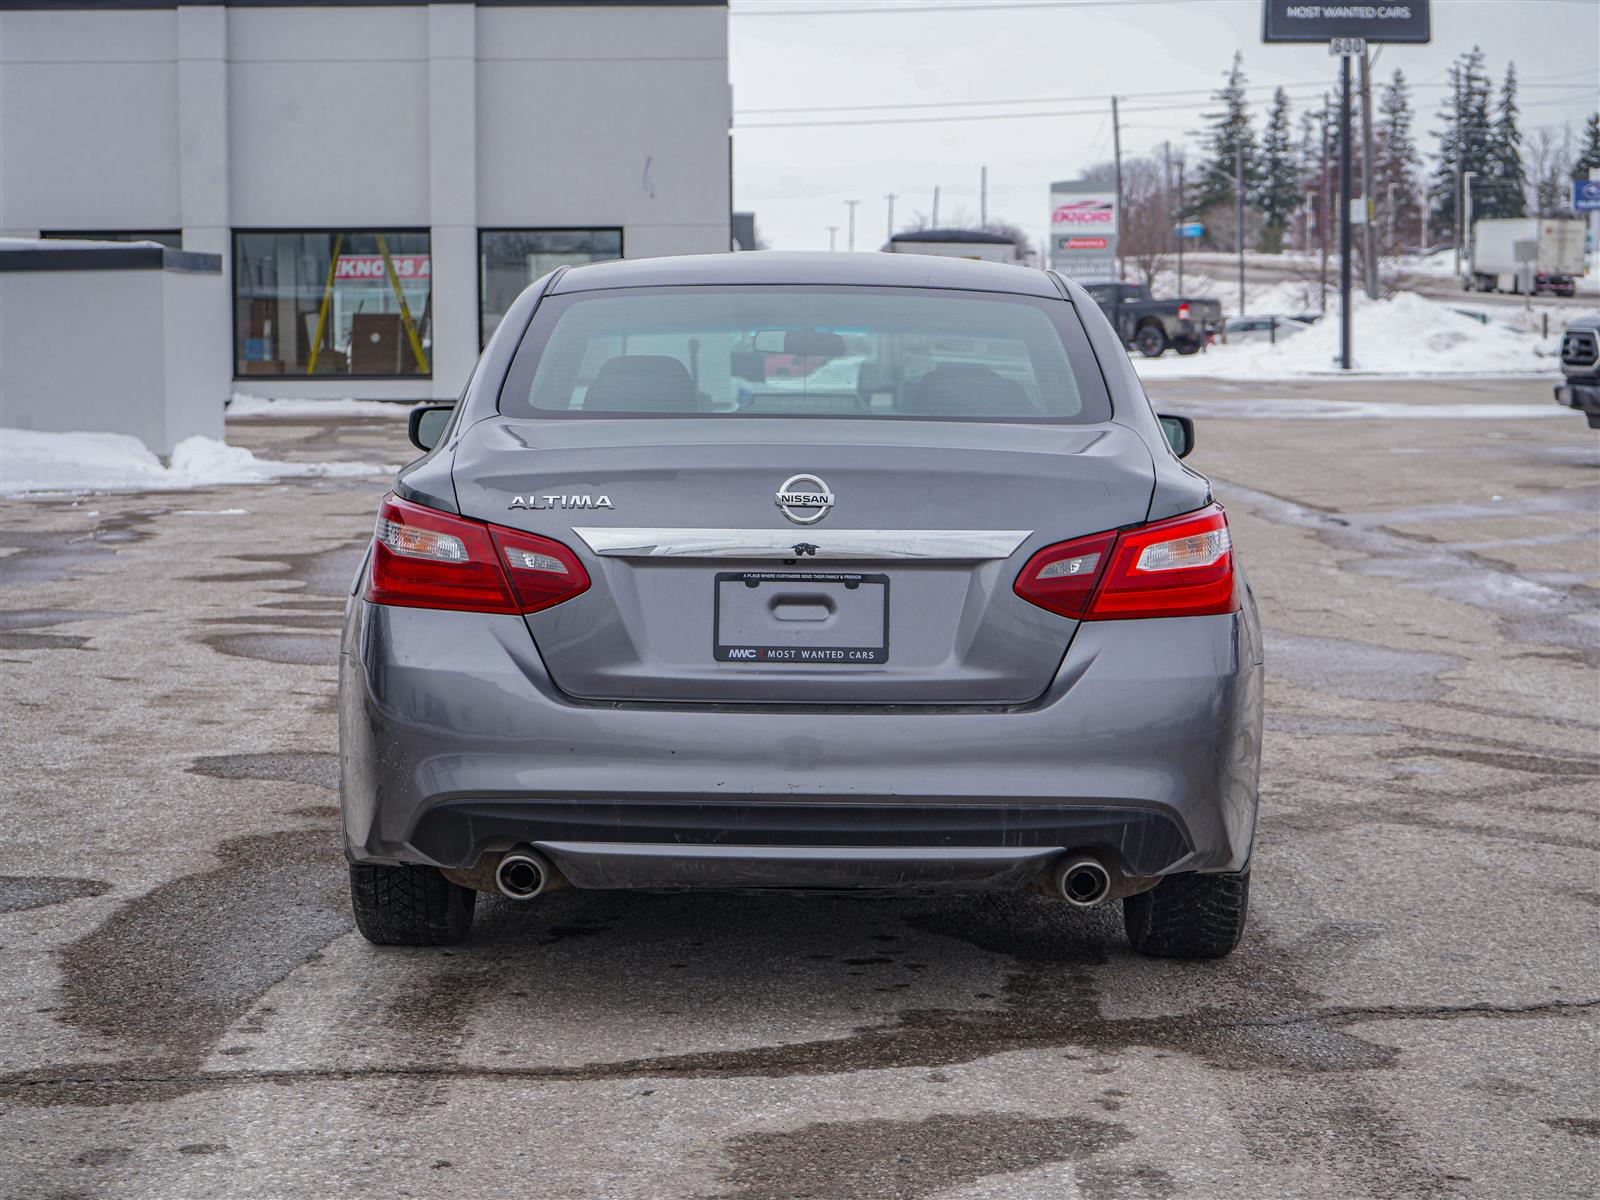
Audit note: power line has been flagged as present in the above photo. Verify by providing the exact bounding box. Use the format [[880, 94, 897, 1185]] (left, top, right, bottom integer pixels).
[[736, 79, 1594, 119]]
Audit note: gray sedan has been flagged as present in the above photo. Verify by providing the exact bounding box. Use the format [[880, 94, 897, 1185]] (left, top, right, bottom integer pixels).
[[339, 252, 1263, 958]]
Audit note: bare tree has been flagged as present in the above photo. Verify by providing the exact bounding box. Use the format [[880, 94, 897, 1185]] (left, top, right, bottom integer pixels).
[[1117, 158, 1173, 288], [1526, 125, 1576, 217]]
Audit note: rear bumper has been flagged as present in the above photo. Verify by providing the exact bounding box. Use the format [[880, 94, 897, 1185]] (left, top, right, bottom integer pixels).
[[339, 601, 1264, 885]]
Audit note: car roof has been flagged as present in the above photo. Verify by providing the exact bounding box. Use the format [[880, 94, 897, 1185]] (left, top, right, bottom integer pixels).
[[549, 250, 1063, 298]]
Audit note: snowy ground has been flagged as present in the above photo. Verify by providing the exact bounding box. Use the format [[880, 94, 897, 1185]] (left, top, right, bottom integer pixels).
[[226, 393, 420, 418], [1134, 287, 1566, 380], [0, 429, 395, 495]]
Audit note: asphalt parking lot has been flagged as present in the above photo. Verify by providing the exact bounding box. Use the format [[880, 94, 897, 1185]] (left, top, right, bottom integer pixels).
[[1, 377, 1596, 1199]]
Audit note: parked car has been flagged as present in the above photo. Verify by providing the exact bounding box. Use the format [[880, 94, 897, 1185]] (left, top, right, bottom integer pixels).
[[1221, 315, 1311, 345], [343, 251, 1263, 959], [1554, 315, 1600, 428], [1081, 281, 1223, 357]]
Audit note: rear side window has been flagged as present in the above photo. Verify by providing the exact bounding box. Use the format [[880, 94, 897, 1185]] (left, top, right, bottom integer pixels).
[[499, 285, 1111, 423]]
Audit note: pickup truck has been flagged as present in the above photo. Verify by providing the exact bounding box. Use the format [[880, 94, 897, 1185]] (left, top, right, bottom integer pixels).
[[1554, 315, 1600, 428], [1081, 282, 1223, 358]]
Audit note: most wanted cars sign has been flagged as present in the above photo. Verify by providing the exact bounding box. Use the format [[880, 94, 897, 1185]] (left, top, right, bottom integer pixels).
[[1261, 1, 1431, 43]]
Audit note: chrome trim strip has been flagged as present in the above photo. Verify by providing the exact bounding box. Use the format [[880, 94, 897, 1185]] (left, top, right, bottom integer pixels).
[[570, 527, 1032, 561]]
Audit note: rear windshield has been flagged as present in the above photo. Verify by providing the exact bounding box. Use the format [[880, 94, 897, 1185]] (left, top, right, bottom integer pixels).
[[499, 285, 1111, 423]]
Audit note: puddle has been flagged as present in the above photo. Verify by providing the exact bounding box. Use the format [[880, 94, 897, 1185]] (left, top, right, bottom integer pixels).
[[202, 632, 340, 666], [1264, 632, 1463, 702], [1219, 481, 1600, 660], [0, 827, 349, 1105], [0, 876, 111, 914], [0, 511, 160, 587], [189, 753, 338, 792], [711, 1113, 1132, 1200], [0, 608, 117, 651], [190, 540, 367, 599]]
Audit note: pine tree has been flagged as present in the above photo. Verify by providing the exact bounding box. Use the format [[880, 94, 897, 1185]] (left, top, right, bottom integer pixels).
[[1375, 69, 1423, 252], [1484, 62, 1527, 219], [1574, 112, 1600, 179], [1431, 48, 1495, 239], [1256, 87, 1299, 252], [1193, 51, 1259, 229]]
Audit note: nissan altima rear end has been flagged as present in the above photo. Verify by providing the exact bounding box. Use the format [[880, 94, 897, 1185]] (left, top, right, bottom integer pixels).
[[339, 252, 1263, 958]]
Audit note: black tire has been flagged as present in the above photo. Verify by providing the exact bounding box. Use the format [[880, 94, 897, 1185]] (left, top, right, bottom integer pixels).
[[1135, 324, 1169, 358], [349, 862, 475, 946], [1173, 337, 1201, 356], [1123, 869, 1249, 959]]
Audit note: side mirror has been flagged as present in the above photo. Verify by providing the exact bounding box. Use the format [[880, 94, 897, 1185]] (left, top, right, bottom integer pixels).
[[408, 404, 454, 452], [1157, 413, 1194, 459]]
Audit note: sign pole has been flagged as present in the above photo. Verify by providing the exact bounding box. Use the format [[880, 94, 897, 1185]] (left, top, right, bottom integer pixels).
[[1339, 52, 1353, 370]]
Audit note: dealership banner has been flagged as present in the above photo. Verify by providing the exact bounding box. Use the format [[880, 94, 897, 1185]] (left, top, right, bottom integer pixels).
[[1049, 181, 1117, 281]]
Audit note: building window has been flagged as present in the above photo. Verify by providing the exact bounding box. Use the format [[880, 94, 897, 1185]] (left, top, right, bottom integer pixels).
[[234, 230, 432, 378], [41, 230, 183, 250], [480, 229, 622, 346]]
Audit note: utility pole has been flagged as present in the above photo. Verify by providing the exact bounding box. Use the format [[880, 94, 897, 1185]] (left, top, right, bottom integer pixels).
[[1452, 70, 1464, 277], [1385, 182, 1396, 259], [1359, 46, 1379, 299], [827, 225, 838, 252], [885, 193, 896, 242], [1111, 95, 1124, 279], [1320, 92, 1331, 315], [1235, 140, 1246, 315], [844, 199, 859, 252], [1304, 190, 1315, 254], [1176, 154, 1185, 295], [1162, 142, 1174, 261], [1463, 169, 1477, 281], [932, 185, 940, 227], [980, 166, 988, 228], [1339, 52, 1353, 370]]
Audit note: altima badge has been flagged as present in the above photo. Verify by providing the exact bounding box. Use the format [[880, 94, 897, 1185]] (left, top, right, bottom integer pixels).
[[509, 494, 614, 511], [775, 474, 834, 525]]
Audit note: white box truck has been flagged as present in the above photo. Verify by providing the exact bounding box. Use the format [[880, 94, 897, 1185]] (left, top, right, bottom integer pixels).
[[1466, 218, 1587, 297]]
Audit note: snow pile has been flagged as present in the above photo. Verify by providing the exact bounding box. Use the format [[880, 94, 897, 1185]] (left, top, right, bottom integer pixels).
[[1135, 290, 1560, 379], [1, 429, 394, 495], [228, 393, 420, 418]]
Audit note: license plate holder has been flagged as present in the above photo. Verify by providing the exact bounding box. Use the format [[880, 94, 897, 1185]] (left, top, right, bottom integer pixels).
[[714, 571, 889, 664]]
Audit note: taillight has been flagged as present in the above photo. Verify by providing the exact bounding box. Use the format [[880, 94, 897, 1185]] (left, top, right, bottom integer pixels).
[[1014, 503, 1236, 621], [365, 495, 590, 614], [1177, 302, 1190, 320]]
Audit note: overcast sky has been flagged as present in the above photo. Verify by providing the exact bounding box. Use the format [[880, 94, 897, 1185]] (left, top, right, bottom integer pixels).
[[728, 0, 1600, 251]]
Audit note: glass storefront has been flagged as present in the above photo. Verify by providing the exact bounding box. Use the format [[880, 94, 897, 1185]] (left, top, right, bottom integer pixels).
[[234, 230, 432, 377], [479, 229, 622, 346]]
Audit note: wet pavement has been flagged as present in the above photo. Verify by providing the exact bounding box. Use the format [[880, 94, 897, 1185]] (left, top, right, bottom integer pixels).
[[0, 382, 1596, 1199]]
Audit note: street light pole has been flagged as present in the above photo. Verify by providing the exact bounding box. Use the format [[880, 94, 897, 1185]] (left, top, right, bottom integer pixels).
[[827, 225, 838, 252], [885, 193, 896, 242], [1235, 140, 1246, 316], [1339, 52, 1353, 370], [845, 199, 859, 252], [1463, 170, 1477, 283]]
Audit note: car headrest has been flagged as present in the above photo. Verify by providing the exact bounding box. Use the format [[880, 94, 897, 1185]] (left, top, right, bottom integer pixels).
[[582, 355, 696, 412], [782, 328, 848, 359], [911, 363, 1031, 416]]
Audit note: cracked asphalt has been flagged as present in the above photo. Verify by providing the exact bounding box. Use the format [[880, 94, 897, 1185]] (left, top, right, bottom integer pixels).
[[1, 378, 1596, 1199]]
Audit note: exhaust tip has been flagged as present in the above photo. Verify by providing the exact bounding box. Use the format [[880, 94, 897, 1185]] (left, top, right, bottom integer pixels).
[[495, 850, 549, 900], [1056, 854, 1112, 907]]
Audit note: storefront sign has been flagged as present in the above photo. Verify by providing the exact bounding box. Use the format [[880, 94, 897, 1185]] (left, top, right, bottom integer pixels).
[[334, 255, 431, 283], [1261, 1, 1431, 44]]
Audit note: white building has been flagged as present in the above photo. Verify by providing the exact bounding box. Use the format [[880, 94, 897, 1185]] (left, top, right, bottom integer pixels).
[[0, 1, 733, 403]]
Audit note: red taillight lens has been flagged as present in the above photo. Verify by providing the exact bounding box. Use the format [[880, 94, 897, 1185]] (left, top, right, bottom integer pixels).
[[365, 495, 590, 614], [1015, 504, 1236, 622], [1012, 531, 1116, 618], [1177, 302, 1190, 320]]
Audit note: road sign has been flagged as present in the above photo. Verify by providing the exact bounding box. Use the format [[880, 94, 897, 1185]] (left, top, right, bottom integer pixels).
[[1177, 223, 1205, 239], [1574, 179, 1600, 213], [1262, 0, 1431, 44], [1328, 37, 1364, 57]]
